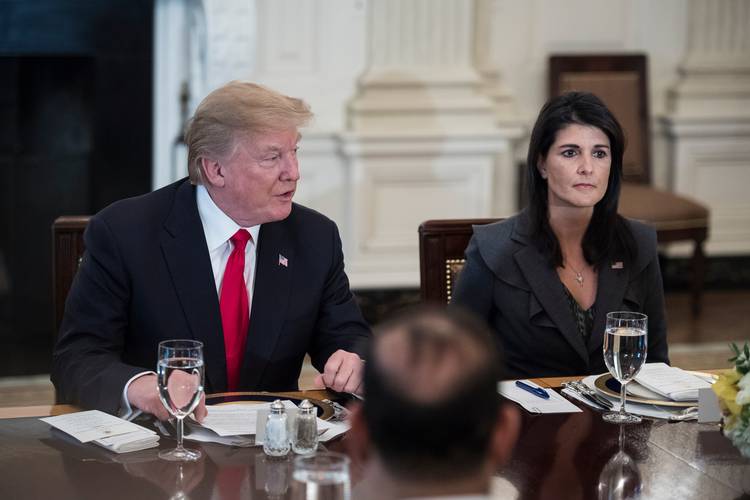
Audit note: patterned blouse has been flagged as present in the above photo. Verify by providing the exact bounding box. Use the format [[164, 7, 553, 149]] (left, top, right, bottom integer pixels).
[[563, 286, 595, 343]]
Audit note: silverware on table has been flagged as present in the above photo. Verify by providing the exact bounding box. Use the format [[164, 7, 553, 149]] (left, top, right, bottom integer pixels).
[[562, 381, 615, 409]]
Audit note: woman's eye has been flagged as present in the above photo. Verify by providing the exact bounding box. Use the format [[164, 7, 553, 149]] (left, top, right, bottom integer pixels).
[[593, 150, 608, 159], [562, 149, 577, 158]]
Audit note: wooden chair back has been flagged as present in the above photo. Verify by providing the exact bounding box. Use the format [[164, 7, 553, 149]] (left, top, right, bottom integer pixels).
[[418, 218, 500, 304], [52, 216, 90, 333]]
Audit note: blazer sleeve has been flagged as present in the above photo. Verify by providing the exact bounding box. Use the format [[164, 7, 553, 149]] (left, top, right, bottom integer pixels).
[[51, 215, 147, 414], [451, 234, 495, 321], [642, 249, 670, 366], [308, 222, 371, 371]]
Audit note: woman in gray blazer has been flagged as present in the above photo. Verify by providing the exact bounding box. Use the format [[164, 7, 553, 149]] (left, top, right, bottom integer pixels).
[[453, 92, 669, 378]]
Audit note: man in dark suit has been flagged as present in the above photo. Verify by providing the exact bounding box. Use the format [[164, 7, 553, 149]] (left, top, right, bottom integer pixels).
[[52, 81, 371, 419]]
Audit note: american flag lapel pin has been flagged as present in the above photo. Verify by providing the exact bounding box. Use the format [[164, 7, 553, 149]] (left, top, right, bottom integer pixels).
[[611, 261, 624, 269], [278, 254, 288, 267]]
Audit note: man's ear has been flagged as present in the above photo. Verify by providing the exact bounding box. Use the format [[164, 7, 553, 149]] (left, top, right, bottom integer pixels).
[[200, 157, 225, 188], [345, 402, 370, 465], [489, 404, 521, 467]]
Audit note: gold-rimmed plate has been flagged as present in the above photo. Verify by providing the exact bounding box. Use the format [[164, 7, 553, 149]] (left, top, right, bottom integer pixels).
[[205, 392, 335, 420], [592, 372, 716, 408]]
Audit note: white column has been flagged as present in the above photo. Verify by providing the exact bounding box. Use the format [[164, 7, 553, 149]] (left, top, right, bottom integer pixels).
[[349, 0, 497, 133], [473, 0, 520, 121], [664, 0, 750, 256], [344, 0, 523, 288], [668, 0, 750, 117]]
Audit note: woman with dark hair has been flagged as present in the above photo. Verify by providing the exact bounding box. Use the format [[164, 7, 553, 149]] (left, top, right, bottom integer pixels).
[[453, 91, 669, 378]]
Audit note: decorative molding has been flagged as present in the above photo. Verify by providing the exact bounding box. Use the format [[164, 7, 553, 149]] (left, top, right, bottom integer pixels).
[[341, 132, 519, 288], [349, 0, 497, 134], [665, 116, 750, 256], [256, 0, 318, 75], [668, 0, 750, 118]]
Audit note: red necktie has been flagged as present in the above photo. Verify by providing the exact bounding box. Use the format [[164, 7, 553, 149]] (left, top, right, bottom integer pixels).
[[220, 229, 251, 391]]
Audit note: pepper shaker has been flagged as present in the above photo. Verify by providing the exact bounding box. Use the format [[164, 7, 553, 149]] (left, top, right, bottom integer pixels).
[[292, 399, 318, 455]]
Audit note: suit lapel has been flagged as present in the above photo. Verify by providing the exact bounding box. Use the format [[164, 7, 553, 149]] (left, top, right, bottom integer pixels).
[[240, 217, 295, 388], [513, 245, 590, 365], [589, 260, 629, 356], [160, 181, 226, 392]]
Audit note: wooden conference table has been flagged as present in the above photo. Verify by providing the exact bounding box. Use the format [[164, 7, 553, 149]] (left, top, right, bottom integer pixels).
[[0, 379, 748, 500]]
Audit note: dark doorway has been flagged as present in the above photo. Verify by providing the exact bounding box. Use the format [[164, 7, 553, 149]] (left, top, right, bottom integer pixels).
[[0, 0, 153, 376]]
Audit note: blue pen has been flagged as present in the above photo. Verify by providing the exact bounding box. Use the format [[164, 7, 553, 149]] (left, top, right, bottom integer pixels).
[[515, 380, 550, 399]]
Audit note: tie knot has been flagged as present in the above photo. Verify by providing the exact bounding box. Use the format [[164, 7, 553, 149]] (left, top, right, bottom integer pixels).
[[230, 229, 252, 251]]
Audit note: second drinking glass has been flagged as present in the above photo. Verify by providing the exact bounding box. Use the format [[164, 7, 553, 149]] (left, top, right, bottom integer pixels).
[[157, 339, 205, 461], [602, 312, 647, 424]]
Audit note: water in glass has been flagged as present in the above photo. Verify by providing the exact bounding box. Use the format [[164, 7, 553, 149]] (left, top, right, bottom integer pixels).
[[157, 339, 205, 461], [291, 452, 350, 500], [602, 312, 647, 424], [157, 358, 204, 418]]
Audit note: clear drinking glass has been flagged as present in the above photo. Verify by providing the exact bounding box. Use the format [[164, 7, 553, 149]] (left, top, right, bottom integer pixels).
[[157, 339, 205, 461], [597, 425, 643, 499], [291, 451, 351, 500], [602, 312, 647, 424]]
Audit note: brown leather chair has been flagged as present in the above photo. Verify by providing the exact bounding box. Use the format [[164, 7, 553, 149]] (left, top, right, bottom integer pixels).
[[418, 218, 500, 304], [549, 54, 709, 315], [52, 216, 90, 333]]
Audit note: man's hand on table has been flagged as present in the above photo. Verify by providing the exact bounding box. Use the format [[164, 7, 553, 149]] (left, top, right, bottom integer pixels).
[[127, 374, 208, 423], [314, 349, 364, 396]]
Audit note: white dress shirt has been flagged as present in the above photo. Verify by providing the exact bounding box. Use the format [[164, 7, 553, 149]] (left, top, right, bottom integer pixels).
[[120, 184, 260, 419], [196, 184, 260, 304]]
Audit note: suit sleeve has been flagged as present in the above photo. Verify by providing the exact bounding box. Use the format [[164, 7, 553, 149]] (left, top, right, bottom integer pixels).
[[451, 234, 495, 321], [51, 215, 147, 414], [643, 252, 670, 365], [308, 222, 371, 371]]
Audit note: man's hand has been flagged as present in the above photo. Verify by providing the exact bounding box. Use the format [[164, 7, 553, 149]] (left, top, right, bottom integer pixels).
[[127, 374, 208, 422], [313, 349, 364, 395]]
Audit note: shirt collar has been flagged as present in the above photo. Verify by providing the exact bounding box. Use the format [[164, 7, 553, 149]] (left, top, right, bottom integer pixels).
[[196, 184, 260, 251]]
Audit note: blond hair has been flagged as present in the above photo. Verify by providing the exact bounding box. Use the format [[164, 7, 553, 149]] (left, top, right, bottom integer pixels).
[[185, 81, 313, 184]]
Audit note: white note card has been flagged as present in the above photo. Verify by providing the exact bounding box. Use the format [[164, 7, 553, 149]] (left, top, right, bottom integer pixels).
[[40, 410, 154, 443], [498, 380, 582, 414]]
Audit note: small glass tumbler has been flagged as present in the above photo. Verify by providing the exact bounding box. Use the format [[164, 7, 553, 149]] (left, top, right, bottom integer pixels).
[[291, 451, 350, 500]]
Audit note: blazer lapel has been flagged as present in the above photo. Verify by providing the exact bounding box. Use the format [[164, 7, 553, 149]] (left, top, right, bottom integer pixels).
[[513, 245, 590, 365], [160, 181, 226, 392], [240, 217, 294, 388], [588, 260, 629, 356]]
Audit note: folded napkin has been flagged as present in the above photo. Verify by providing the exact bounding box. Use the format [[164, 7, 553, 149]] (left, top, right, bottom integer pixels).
[[41, 410, 159, 454], [94, 429, 160, 454], [634, 363, 712, 401], [570, 375, 695, 420]]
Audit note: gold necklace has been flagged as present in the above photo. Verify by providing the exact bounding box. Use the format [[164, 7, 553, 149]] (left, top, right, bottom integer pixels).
[[566, 262, 585, 287]]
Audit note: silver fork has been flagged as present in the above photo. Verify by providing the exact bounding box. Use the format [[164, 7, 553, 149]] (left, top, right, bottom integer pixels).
[[564, 381, 615, 409], [667, 406, 698, 422]]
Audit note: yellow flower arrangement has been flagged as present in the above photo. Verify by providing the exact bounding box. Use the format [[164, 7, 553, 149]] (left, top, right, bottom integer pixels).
[[712, 342, 750, 458]]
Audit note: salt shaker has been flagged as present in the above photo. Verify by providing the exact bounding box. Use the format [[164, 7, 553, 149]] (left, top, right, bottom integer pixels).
[[292, 399, 318, 455], [264, 399, 290, 456]]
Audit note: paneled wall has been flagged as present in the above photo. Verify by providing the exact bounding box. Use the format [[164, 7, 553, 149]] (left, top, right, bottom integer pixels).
[[154, 0, 750, 288]]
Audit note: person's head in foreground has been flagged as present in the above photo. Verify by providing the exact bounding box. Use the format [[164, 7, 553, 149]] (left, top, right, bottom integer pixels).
[[349, 306, 521, 499]]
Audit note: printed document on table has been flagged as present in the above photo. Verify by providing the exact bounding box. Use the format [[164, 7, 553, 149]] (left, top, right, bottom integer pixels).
[[498, 380, 581, 414], [41, 410, 154, 443], [198, 400, 298, 436]]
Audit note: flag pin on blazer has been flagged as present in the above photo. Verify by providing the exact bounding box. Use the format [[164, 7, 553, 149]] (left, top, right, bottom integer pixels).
[[278, 254, 288, 267], [611, 261, 624, 269]]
